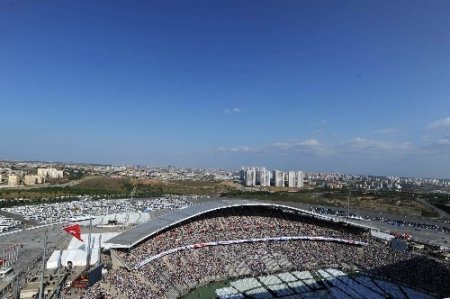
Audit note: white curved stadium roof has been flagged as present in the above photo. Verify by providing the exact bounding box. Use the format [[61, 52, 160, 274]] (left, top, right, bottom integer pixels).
[[106, 198, 364, 249]]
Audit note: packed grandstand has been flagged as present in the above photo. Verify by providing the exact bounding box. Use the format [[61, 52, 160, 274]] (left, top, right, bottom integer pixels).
[[81, 200, 450, 298]]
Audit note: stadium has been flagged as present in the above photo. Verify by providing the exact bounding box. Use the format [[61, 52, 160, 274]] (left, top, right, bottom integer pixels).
[[82, 199, 450, 298]]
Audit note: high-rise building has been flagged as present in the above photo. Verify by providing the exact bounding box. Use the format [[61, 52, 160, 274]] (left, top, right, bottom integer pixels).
[[8, 174, 20, 186], [24, 175, 44, 186], [239, 167, 245, 181], [264, 170, 272, 187], [37, 168, 64, 179], [296, 171, 304, 188], [241, 166, 304, 189], [244, 168, 256, 187], [288, 171, 296, 188], [255, 168, 262, 185], [258, 169, 271, 187], [273, 170, 285, 187]]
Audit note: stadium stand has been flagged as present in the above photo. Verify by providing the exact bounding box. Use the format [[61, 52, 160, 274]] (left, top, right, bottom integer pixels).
[[82, 200, 450, 298]]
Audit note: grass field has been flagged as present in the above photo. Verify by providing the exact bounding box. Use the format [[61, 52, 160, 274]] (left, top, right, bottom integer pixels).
[[147, 179, 235, 195], [0, 176, 232, 203], [74, 176, 132, 191], [182, 281, 227, 299], [222, 189, 439, 217], [430, 194, 450, 214]]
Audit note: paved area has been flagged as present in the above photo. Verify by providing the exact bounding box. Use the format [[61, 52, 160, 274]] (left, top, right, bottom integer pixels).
[[0, 223, 69, 296], [351, 218, 450, 247], [279, 200, 450, 248]]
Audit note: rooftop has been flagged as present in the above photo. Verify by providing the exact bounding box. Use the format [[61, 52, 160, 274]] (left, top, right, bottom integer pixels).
[[105, 198, 341, 249]]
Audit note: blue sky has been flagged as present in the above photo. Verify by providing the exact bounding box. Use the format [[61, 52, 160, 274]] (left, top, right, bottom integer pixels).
[[1, 0, 450, 178]]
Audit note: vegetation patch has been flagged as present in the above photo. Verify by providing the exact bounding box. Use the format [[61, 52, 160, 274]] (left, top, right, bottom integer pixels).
[[222, 189, 436, 217]]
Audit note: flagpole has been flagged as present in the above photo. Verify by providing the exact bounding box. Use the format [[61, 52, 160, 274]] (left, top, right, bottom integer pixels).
[[98, 234, 102, 265], [6, 248, 10, 268], [38, 229, 48, 299], [57, 249, 61, 280], [7, 247, 10, 267], [86, 218, 92, 269], [55, 248, 67, 299], [13, 275, 20, 299], [56, 249, 62, 299]]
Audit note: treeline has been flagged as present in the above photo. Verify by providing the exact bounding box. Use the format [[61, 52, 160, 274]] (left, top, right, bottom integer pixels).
[[0, 184, 167, 207], [0, 186, 129, 200]]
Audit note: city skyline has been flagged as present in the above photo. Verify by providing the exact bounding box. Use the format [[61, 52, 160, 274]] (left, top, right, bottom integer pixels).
[[1, 1, 450, 178]]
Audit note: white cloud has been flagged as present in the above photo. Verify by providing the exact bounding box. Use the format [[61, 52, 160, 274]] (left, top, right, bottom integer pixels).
[[338, 138, 412, 154], [224, 108, 241, 114], [437, 137, 450, 145], [220, 137, 413, 158], [300, 139, 320, 146], [421, 136, 450, 156], [427, 117, 450, 130], [375, 128, 398, 134], [271, 139, 320, 149], [269, 139, 331, 156], [272, 142, 290, 150], [217, 145, 255, 153]]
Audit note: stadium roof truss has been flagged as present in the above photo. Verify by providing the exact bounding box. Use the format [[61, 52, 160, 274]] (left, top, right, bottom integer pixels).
[[105, 199, 371, 249]]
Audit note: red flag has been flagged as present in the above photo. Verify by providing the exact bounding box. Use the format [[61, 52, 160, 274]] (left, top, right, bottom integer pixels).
[[64, 224, 83, 242]]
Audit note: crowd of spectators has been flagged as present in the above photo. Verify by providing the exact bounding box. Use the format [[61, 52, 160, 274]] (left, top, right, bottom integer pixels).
[[119, 207, 368, 267], [80, 268, 157, 299], [80, 283, 112, 299], [81, 207, 450, 298]]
